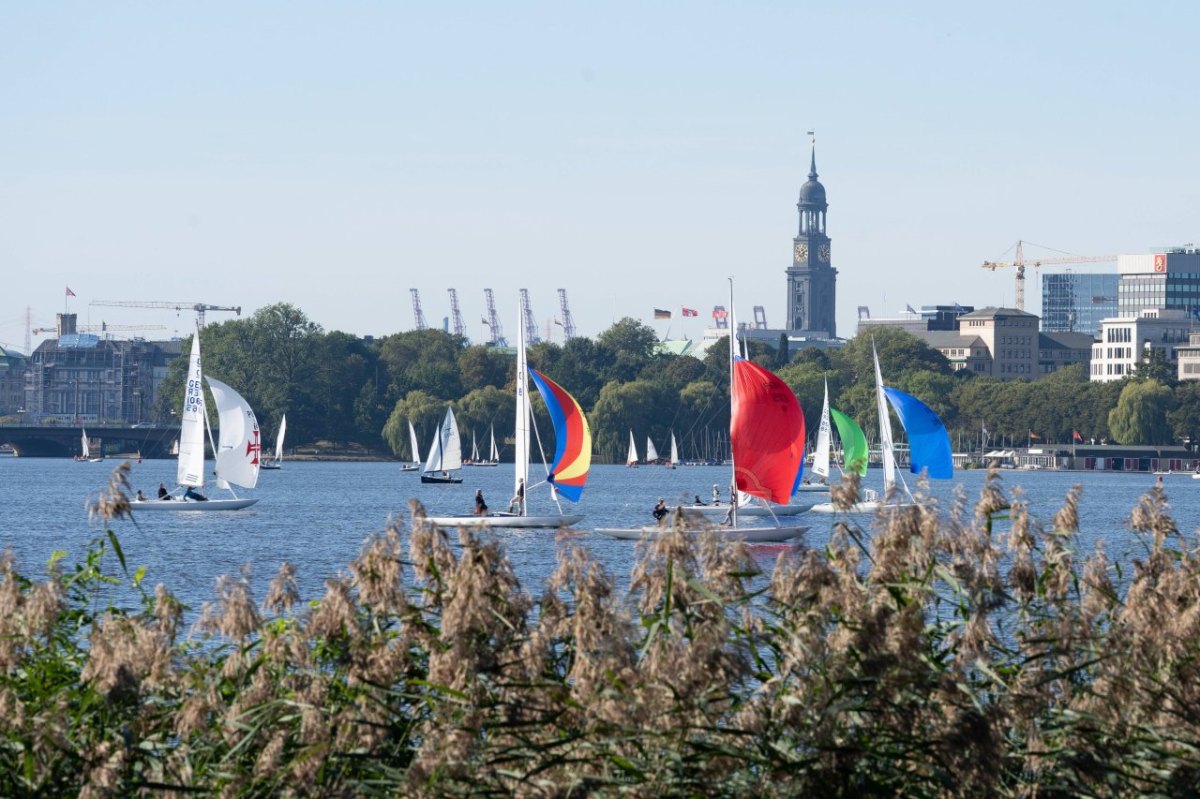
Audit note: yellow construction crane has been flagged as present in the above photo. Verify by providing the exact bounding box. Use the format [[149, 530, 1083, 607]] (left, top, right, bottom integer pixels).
[[90, 300, 242, 327], [981, 240, 1115, 310]]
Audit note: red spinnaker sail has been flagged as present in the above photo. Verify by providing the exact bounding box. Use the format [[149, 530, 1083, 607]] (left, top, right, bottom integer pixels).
[[731, 359, 806, 504]]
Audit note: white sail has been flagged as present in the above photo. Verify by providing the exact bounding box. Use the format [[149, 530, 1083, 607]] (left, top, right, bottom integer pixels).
[[645, 437, 659, 462], [471, 430, 480, 462], [513, 308, 530, 509], [80, 428, 91, 460], [177, 334, 208, 488], [872, 343, 897, 494], [812, 379, 832, 478], [424, 407, 462, 474], [489, 425, 499, 462], [669, 433, 679, 466], [626, 430, 639, 465], [273, 415, 287, 465], [206, 376, 262, 490], [408, 420, 421, 465]]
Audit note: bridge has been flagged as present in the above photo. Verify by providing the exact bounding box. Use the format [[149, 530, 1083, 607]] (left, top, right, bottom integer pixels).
[[0, 424, 181, 458]]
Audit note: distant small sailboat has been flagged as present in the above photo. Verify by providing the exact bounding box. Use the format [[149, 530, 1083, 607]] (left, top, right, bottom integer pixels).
[[667, 432, 679, 469], [626, 431, 639, 468], [260, 414, 286, 470], [78, 427, 104, 462], [421, 407, 463, 484], [645, 436, 659, 464], [401, 420, 422, 472]]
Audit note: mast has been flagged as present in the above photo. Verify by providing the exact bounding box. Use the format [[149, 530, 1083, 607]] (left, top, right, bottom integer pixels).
[[728, 277, 738, 527], [513, 297, 529, 514]]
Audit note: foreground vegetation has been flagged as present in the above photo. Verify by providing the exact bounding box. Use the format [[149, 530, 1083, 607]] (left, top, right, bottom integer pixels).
[[5, 464, 1200, 796], [152, 303, 1200, 462]]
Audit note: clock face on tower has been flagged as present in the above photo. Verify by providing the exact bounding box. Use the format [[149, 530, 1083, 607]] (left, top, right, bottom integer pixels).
[[794, 243, 808, 261], [818, 244, 830, 263]]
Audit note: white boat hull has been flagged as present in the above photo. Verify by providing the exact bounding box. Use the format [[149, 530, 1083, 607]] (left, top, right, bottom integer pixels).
[[423, 512, 583, 529], [594, 524, 807, 543], [679, 503, 811, 518], [133, 497, 259, 512], [794, 483, 830, 493], [260, 462, 281, 470], [806, 500, 883, 514]]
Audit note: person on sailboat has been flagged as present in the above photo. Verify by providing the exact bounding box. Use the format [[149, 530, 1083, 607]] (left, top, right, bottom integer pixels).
[[185, 486, 208, 502], [475, 489, 488, 516], [157, 483, 171, 500], [652, 498, 668, 522], [712, 484, 721, 505], [693, 494, 707, 506], [508, 478, 525, 513], [136, 489, 146, 502]]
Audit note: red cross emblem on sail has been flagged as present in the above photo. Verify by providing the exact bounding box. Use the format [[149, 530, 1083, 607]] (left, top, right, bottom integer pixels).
[[246, 428, 261, 465]]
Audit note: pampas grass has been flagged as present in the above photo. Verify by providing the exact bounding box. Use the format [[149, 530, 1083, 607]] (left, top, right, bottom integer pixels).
[[1, 465, 1200, 796]]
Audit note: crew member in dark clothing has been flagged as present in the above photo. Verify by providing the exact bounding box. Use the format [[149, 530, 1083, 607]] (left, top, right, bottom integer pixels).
[[157, 483, 171, 500], [652, 498, 669, 522], [475, 489, 488, 516]]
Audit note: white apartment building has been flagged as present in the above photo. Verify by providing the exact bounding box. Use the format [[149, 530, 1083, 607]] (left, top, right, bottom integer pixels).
[[1090, 308, 1191, 382]]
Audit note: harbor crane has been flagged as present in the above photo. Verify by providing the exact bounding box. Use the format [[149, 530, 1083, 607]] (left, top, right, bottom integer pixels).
[[32, 323, 167, 336], [90, 300, 241, 327], [981, 240, 1115, 311], [557, 288, 576, 340], [483, 289, 507, 346], [520, 289, 541, 344], [447, 288, 467, 339], [410, 289, 427, 331]]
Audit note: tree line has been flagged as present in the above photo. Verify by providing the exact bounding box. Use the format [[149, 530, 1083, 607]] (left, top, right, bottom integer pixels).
[[152, 303, 1200, 459]]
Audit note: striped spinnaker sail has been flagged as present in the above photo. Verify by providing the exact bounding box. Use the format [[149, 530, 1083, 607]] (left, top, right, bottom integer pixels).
[[528, 368, 592, 501]]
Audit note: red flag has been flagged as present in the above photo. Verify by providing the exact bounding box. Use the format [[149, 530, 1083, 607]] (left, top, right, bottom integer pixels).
[[681, 307, 698, 317], [1073, 430, 1083, 442], [1029, 430, 1041, 440], [65, 286, 76, 297], [653, 308, 671, 320]]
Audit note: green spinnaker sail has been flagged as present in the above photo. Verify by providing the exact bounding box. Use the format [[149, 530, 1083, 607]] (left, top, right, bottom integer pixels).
[[830, 407, 869, 477]]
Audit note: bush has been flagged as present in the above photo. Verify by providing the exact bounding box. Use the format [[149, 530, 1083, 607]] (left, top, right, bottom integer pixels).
[[3, 465, 1200, 796]]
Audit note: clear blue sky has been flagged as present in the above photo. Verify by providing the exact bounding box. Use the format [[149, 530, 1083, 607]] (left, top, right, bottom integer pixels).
[[2, 1, 1197, 352]]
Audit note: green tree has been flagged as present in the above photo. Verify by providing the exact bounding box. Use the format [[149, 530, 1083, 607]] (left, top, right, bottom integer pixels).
[[382, 390, 447, 457], [1108, 379, 1176, 445], [596, 318, 661, 383], [589, 379, 675, 463]]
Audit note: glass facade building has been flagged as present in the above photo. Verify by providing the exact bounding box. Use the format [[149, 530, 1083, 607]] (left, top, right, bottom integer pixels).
[[1041, 273, 1118, 337]]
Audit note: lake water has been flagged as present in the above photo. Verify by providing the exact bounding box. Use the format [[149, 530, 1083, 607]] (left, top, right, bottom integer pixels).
[[2, 458, 1196, 615]]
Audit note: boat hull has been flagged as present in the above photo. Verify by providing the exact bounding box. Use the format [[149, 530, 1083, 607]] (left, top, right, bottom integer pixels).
[[594, 524, 807, 543], [421, 474, 463, 484], [678, 503, 811, 518], [400, 464, 420, 472], [423, 512, 584, 529], [133, 497, 259, 512], [259, 462, 281, 470]]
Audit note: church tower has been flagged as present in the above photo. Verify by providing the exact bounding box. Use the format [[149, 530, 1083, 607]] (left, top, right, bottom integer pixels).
[[786, 144, 838, 337]]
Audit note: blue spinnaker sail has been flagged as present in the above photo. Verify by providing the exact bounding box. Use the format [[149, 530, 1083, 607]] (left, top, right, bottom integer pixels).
[[883, 386, 953, 479]]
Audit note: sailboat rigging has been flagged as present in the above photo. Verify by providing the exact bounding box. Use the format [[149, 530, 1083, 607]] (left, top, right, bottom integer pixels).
[[626, 431, 639, 467], [597, 279, 809, 542], [401, 420, 421, 471], [133, 331, 261, 511], [421, 407, 464, 484], [424, 300, 591, 528]]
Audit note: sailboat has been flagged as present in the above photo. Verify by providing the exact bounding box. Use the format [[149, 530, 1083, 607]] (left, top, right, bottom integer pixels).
[[78, 428, 104, 462], [465, 427, 499, 467], [597, 280, 809, 543], [421, 407, 464, 484], [645, 436, 660, 464], [667, 432, 679, 469], [401, 420, 421, 471], [424, 302, 591, 528], [809, 343, 952, 513], [626, 431, 639, 467], [133, 333, 261, 511], [260, 414, 286, 470]]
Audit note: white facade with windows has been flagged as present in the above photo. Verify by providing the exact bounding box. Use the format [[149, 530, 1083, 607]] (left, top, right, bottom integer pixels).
[[1090, 309, 1191, 382]]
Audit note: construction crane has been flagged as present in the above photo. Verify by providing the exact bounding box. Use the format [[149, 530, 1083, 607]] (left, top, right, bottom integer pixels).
[[752, 306, 768, 330], [32, 323, 167, 335], [483, 289, 507, 346], [520, 289, 541, 344], [90, 300, 241, 327], [981, 240, 1116, 311], [557, 288, 576, 340], [410, 289, 427, 331], [447, 288, 467, 339]]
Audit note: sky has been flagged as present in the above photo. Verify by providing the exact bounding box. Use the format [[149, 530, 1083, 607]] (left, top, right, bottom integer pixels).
[[2, 1, 1198, 353]]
